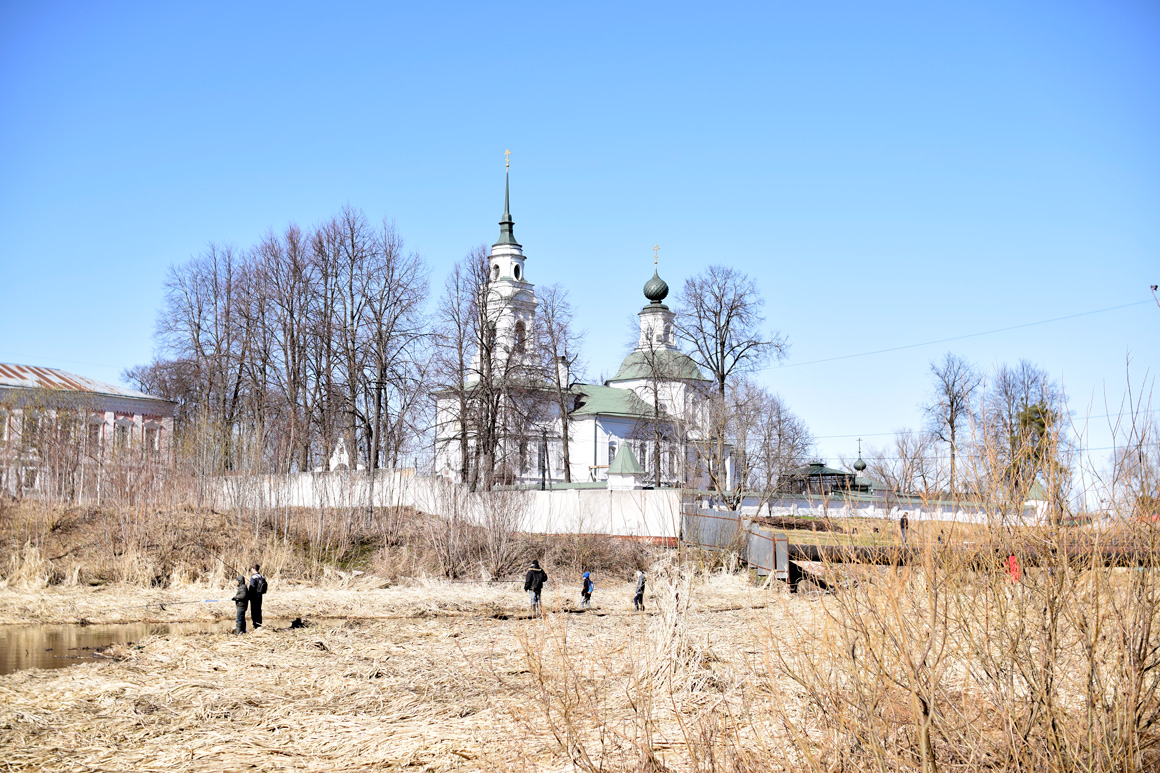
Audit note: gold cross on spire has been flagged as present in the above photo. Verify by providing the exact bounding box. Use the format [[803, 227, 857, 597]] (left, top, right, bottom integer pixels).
[[504, 149, 511, 169], [652, 244, 660, 268]]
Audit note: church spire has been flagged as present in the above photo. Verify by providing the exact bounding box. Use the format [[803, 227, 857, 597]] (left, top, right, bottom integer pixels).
[[495, 150, 520, 247]]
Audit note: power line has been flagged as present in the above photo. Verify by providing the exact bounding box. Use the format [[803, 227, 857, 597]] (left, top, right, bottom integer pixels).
[[776, 299, 1152, 370], [814, 408, 1160, 441]]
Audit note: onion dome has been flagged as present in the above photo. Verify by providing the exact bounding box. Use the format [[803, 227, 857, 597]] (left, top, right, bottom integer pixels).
[[643, 270, 669, 304], [853, 456, 867, 473]]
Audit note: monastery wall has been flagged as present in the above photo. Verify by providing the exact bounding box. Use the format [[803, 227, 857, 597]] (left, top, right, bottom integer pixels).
[[211, 470, 685, 540], [211, 470, 1042, 540]]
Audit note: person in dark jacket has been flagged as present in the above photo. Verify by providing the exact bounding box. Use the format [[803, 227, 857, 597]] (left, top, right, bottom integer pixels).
[[524, 560, 548, 616], [232, 576, 249, 634], [633, 569, 646, 611], [899, 512, 910, 544], [248, 563, 267, 629], [580, 572, 593, 609]]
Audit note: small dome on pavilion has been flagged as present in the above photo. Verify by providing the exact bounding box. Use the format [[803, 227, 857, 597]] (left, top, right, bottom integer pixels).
[[643, 271, 669, 304], [853, 456, 867, 473]]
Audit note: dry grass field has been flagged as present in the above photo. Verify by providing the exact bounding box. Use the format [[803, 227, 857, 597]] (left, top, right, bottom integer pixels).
[[3, 498, 1159, 771], [0, 571, 804, 772]]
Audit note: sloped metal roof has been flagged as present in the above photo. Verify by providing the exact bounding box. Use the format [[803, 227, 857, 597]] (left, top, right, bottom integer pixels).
[[571, 384, 658, 419], [608, 350, 710, 382], [0, 363, 173, 403], [608, 443, 644, 475]]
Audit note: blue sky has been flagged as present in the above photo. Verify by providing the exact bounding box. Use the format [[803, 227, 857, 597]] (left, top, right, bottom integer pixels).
[[1, 1, 1157, 465]]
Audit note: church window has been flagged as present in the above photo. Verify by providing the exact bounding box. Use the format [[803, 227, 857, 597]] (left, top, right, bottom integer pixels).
[[491, 264, 500, 281], [519, 440, 529, 474], [608, 439, 617, 465], [514, 264, 522, 281], [638, 442, 648, 474], [514, 321, 526, 353]]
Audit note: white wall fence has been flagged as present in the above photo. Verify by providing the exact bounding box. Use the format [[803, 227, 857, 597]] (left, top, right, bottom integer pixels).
[[213, 470, 685, 542], [738, 493, 998, 524], [211, 469, 1045, 543]]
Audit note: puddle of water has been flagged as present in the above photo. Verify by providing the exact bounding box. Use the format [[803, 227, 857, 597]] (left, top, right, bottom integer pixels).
[[0, 621, 233, 675]]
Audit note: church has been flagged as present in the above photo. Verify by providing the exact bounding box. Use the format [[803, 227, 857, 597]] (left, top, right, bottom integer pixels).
[[434, 169, 734, 491]]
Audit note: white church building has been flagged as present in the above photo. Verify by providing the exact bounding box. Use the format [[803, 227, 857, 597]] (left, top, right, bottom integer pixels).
[[434, 172, 734, 490]]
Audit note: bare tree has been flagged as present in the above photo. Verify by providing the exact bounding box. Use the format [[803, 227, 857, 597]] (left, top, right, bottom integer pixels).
[[433, 248, 489, 487], [923, 352, 981, 495], [156, 243, 251, 470], [140, 208, 431, 481], [729, 379, 812, 506], [974, 360, 1070, 508], [535, 284, 584, 483], [673, 265, 786, 400], [865, 429, 945, 496]]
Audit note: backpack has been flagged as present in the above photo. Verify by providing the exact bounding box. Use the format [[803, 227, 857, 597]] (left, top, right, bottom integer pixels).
[[252, 574, 268, 595]]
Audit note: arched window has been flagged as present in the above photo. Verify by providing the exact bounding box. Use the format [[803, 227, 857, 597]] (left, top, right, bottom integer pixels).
[[608, 439, 617, 465], [514, 264, 522, 281], [514, 321, 526, 353], [491, 263, 500, 281], [638, 442, 648, 474]]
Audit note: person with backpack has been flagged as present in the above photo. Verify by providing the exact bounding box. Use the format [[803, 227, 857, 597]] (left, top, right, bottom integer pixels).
[[232, 576, 249, 634], [633, 569, 646, 611], [524, 559, 548, 617], [580, 572, 594, 609], [248, 563, 268, 629]]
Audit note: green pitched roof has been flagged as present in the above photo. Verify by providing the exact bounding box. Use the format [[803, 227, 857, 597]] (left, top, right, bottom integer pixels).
[[608, 350, 709, 382], [788, 462, 851, 477], [571, 384, 658, 419], [608, 443, 644, 475]]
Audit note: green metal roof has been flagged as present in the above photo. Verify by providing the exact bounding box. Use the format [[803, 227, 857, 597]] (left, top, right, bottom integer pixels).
[[788, 462, 851, 477], [1025, 481, 1050, 501], [608, 443, 644, 475], [571, 384, 658, 419], [608, 350, 709, 383]]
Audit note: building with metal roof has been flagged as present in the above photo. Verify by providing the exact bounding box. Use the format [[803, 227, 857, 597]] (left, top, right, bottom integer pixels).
[[0, 363, 176, 499]]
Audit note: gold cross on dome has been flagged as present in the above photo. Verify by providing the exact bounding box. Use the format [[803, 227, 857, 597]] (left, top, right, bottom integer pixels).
[[504, 149, 511, 169], [652, 244, 660, 267]]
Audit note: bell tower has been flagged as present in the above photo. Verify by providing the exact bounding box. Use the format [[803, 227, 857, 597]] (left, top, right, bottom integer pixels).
[[471, 151, 537, 380]]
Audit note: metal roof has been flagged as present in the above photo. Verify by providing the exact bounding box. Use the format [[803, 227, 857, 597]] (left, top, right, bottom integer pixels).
[[0, 363, 174, 403], [608, 443, 644, 475], [608, 350, 709, 383], [571, 384, 658, 419]]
